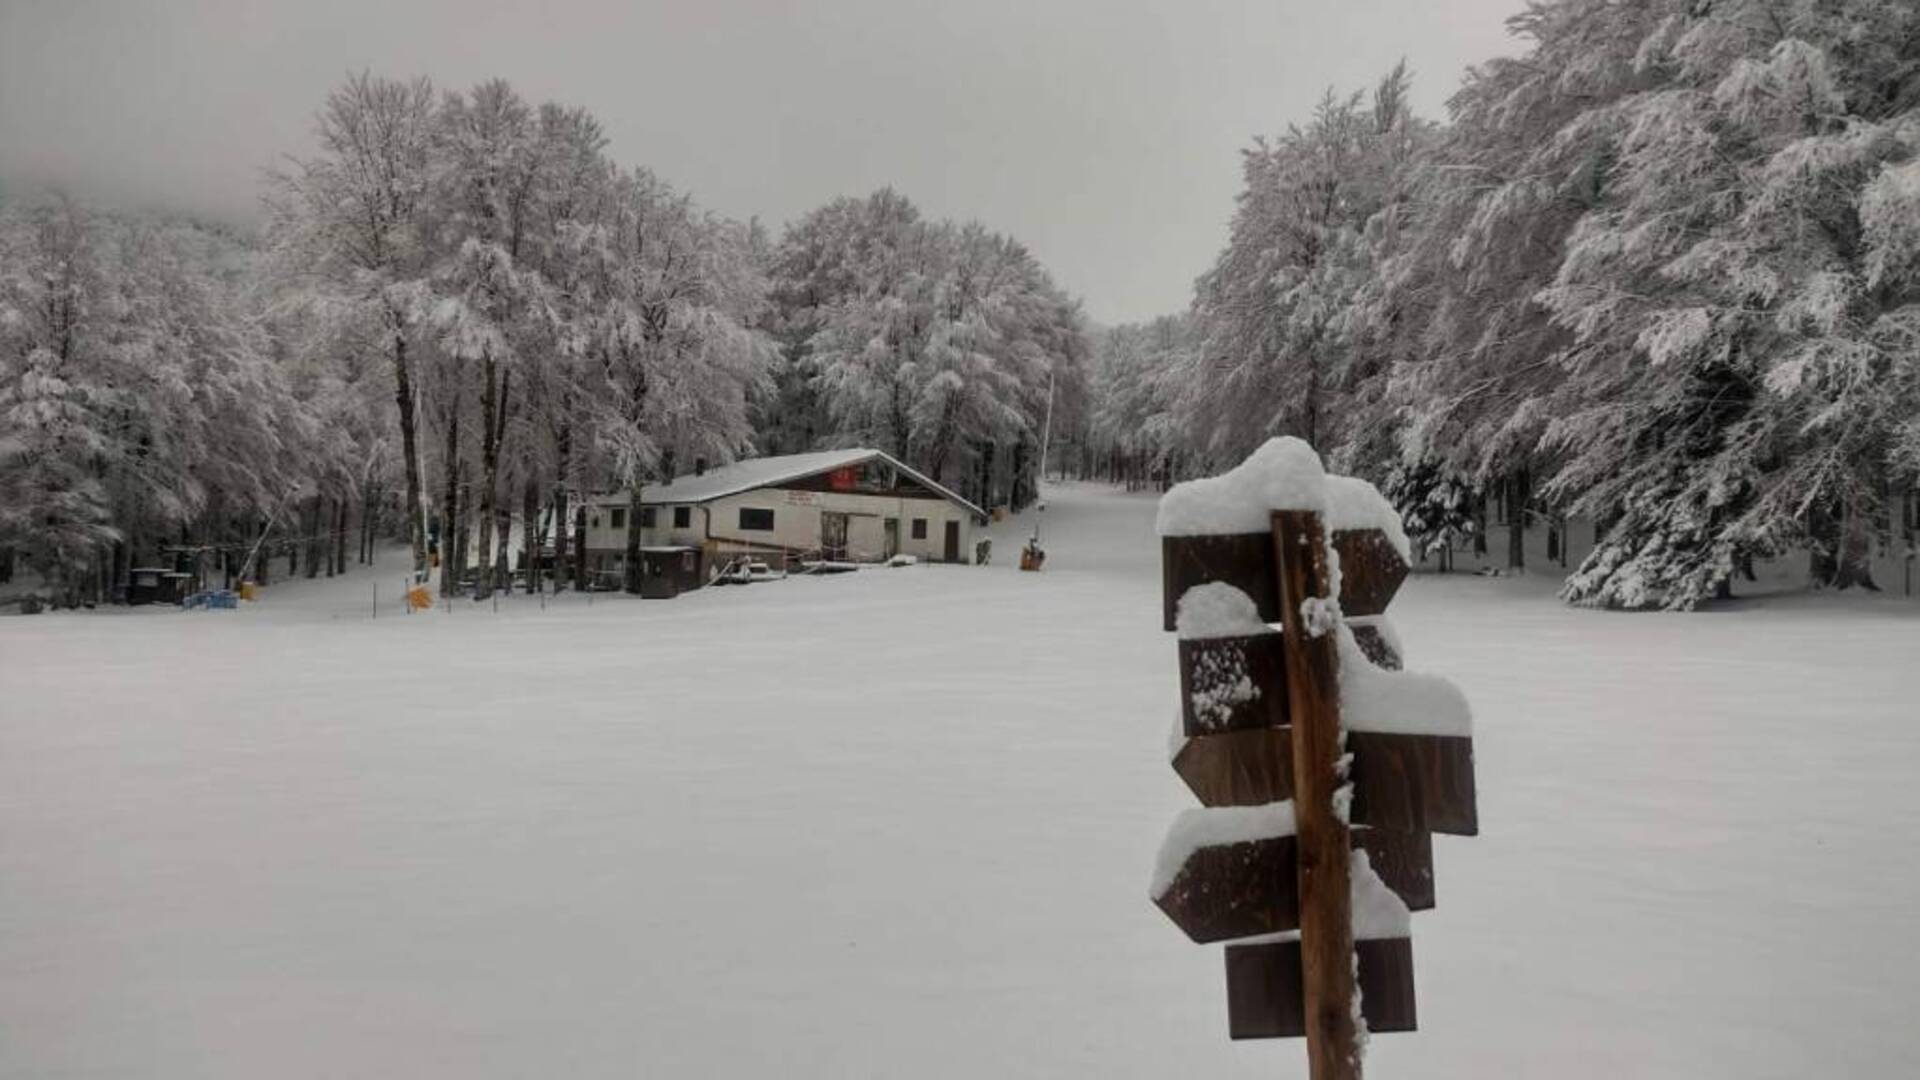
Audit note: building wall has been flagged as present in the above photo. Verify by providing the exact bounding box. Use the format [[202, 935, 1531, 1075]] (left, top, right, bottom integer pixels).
[[673, 489, 974, 563], [583, 486, 977, 565]]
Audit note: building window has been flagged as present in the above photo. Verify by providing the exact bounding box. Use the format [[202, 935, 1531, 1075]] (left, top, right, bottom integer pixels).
[[911, 518, 928, 540], [640, 507, 657, 528], [739, 507, 775, 532], [610, 508, 626, 530], [674, 506, 691, 529]]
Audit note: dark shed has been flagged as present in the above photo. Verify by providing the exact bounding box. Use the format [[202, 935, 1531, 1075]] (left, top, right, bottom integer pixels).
[[639, 546, 703, 599]]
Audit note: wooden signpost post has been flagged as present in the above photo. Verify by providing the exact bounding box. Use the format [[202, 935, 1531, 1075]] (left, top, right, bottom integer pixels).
[[1150, 439, 1478, 1080]]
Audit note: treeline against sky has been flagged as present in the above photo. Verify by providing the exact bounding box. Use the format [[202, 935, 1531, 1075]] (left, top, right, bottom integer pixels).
[[1083, 1, 1920, 608]]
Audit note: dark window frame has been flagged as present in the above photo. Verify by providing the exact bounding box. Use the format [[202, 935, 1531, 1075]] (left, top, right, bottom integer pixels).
[[911, 518, 928, 540], [739, 507, 775, 532], [673, 506, 691, 529], [640, 507, 657, 528]]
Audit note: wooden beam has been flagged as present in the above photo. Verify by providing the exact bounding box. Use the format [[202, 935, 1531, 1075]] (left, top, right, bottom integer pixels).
[[1273, 509, 1360, 1080], [1226, 938, 1417, 1039]]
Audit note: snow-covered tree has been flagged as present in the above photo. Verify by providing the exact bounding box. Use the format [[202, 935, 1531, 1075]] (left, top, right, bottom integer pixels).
[[266, 73, 439, 574], [770, 189, 1085, 510], [1183, 64, 1433, 472], [0, 198, 123, 600], [1536, 1, 1920, 606]]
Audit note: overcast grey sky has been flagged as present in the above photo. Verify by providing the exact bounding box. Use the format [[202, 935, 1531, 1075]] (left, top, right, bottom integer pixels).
[[0, 0, 1524, 324]]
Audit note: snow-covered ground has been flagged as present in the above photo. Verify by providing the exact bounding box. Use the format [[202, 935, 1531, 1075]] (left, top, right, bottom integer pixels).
[[3, 482, 1918, 1078]]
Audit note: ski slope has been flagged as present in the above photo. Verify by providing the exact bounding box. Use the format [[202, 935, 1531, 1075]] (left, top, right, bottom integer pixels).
[[3, 482, 1918, 1078]]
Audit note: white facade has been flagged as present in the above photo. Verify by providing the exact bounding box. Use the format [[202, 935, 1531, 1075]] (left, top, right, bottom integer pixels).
[[577, 449, 982, 571]]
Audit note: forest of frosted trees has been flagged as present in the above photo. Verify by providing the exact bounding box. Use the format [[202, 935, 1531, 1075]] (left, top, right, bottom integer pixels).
[[0, 77, 1084, 604], [1083, 0, 1920, 608], [6, 0, 1920, 612]]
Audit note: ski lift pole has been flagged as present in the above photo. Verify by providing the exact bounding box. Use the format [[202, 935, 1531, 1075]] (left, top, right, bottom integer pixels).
[[237, 493, 293, 584], [1034, 365, 1056, 546]]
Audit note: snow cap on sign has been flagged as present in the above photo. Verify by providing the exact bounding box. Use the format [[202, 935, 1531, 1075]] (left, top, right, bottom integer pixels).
[[1337, 625, 1472, 736], [1149, 801, 1297, 900], [1154, 438, 1411, 562], [1175, 582, 1272, 640], [1323, 474, 1412, 562], [1155, 437, 1327, 537], [1349, 849, 1412, 939]]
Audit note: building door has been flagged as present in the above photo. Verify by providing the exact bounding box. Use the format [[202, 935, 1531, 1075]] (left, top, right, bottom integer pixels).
[[883, 518, 899, 558], [821, 512, 850, 560], [943, 520, 960, 563]]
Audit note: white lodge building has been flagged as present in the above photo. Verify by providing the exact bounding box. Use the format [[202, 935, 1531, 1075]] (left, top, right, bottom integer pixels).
[[579, 448, 986, 577]]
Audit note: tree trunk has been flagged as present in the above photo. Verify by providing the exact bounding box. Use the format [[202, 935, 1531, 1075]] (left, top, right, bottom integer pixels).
[[979, 442, 997, 510], [1506, 466, 1528, 572], [360, 484, 376, 565], [1905, 490, 1917, 598], [109, 537, 127, 605], [553, 421, 572, 592], [304, 495, 321, 579], [475, 356, 502, 599], [256, 512, 271, 586], [573, 506, 588, 592], [440, 401, 462, 597], [391, 324, 428, 575], [1010, 438, 1031, 512], [522, 473, 540, 594], [461, 475, 476, 596], [1812, 493, 1879, 591]]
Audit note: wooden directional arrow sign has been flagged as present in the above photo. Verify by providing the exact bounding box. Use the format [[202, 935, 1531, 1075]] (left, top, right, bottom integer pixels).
[[1162, 528, 1409, 631], [1173, 728, 1476, 838], [1172, 728, 1294, 808], [1178, 631, 1287, 736], [1150, 442, 1481, 1074], [1332, 530, 1410, 619], [1154, 833, 1301, 943], [1349, 731, 1478, 837], [1227, 938, 1416, 1039], [1153, 819, 1436, 929]]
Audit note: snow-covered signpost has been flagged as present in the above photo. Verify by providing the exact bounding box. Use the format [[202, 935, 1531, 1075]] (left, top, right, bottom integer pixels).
[[1150, 438, 1478, 1079]]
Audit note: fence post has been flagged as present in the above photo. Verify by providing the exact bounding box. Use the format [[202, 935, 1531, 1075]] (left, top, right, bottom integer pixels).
[[1272, 508, 1360, 1080]]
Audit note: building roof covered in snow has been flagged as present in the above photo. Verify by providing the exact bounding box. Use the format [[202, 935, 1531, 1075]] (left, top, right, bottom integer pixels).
[[591, 448, 986, 518]]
